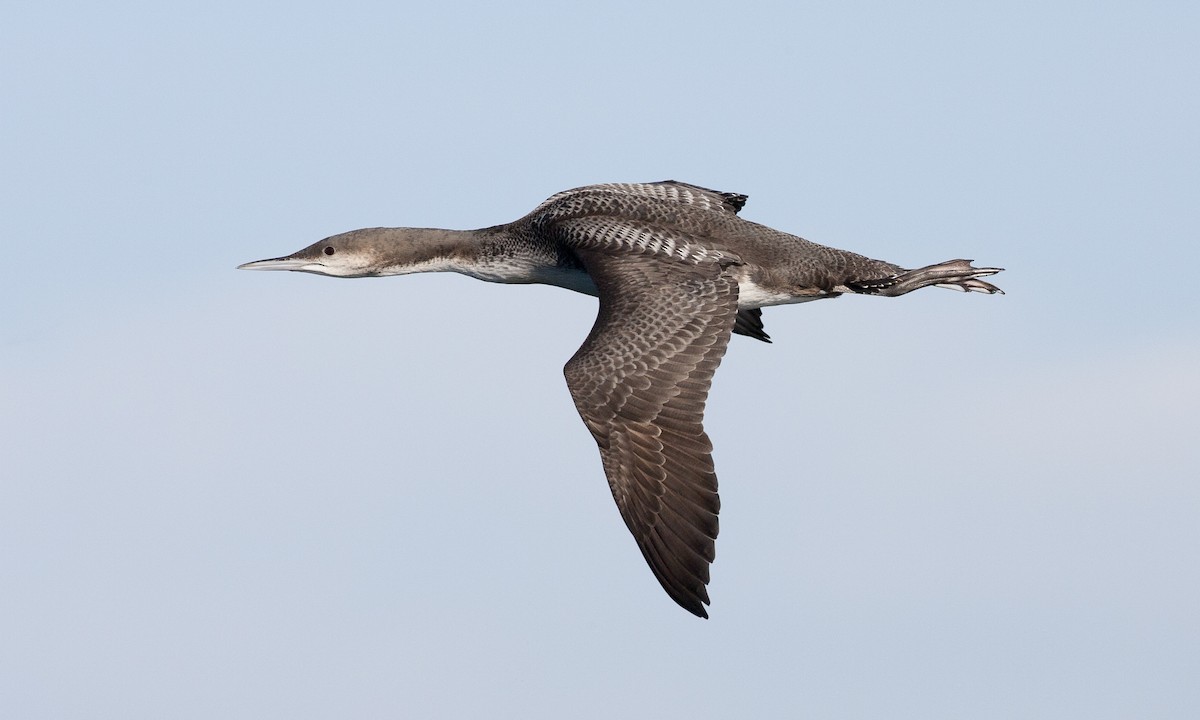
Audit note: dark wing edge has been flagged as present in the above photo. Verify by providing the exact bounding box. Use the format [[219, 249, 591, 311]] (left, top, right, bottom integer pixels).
[[732, 308, 771, 343], [653, 180, 748, 214], [562, 247, 740, 618]]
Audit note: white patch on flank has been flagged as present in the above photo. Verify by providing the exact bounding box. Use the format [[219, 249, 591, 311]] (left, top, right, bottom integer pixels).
[[737, 278, 832, 308]]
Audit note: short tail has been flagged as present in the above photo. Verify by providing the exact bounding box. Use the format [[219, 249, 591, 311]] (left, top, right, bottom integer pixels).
[[847, 259, 1004, 297]]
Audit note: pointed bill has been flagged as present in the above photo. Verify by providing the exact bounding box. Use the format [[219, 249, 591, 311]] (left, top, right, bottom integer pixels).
[[237, 257, 320, 271]]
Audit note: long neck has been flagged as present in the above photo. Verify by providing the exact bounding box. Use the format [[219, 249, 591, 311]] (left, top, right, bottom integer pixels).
[[355, 224, 567, 286], [363, 226, 489, 276]]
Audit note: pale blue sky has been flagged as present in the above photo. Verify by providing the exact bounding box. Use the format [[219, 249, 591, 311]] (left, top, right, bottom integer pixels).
[[3, 2, 1198, 718]]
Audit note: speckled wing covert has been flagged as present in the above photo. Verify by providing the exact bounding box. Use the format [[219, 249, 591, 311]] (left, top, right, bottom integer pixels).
[[557, 220, 740, 617], [529, 180, 748, 220], [526, 181, 769, 345]]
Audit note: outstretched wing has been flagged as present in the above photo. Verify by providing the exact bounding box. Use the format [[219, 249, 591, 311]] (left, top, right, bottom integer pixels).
[[644, 180, 749, 214], [562, 241, 740, 617], [527, 181, 749, 222]]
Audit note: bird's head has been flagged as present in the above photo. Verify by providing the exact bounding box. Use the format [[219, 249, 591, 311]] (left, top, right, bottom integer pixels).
[[237, 228, 392, 278]]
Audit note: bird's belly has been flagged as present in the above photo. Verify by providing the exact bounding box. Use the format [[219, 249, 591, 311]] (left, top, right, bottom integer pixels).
[[736, 278, 832, 309], [517, 265, 600, 296], [508, 263, 834, 307]]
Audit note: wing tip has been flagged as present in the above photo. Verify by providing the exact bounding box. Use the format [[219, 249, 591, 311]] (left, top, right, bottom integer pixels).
[[656, 179, 749, 214]]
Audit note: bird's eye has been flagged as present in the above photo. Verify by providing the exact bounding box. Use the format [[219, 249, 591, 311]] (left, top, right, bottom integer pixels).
[[324, 246, 335, 256]]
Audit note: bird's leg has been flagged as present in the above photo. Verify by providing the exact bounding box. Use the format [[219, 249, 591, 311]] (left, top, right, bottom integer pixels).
[[848, 259, 1004, 296]]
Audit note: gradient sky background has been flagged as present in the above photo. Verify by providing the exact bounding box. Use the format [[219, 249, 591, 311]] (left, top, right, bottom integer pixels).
[[3, 2, 1198, 718]]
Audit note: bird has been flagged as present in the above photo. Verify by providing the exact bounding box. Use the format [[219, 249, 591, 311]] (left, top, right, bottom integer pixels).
[[239, 180, 1003, 618]]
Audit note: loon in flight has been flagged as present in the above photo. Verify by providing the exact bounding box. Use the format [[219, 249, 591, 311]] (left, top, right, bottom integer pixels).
[[239, 181, 1003, 617]]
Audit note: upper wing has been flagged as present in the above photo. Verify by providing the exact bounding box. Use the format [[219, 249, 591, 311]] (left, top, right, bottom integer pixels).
[[561, 236, 740, 617], [642, 180, 748, 214], [527, 181, 749, 223]]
